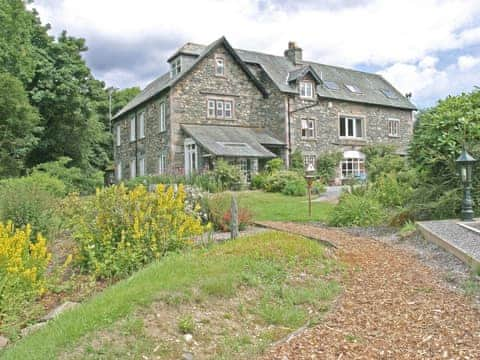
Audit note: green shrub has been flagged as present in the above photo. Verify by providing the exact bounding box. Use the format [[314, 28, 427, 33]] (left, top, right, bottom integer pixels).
[[281, 177, 307, 196], [69, 184, 204, 279], [33, 157, 103, 194], [370, 173, 413, 208], [290, 149, 304, 171], [212, 159, 242, 188], [312, 180, 326, 195], [0, 173, 66, 236], [204, 193, 252, 231], [251, 173, 267, 189], [263, 171, 301, 193], [264, 158, 284, 174], [329, 193, 386, 227], [316, 152, 342, 184]]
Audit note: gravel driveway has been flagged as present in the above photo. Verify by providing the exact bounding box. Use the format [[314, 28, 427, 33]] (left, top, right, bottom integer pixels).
[[256, 222, 480, 359]]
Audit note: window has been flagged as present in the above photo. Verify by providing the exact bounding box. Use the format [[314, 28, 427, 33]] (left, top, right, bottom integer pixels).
[[130, 117, 136, 141], [301, 119, 315, 138], [299, 81, 314, 98], [138, 112, 145, 139], [304, 155, 316, 167], [215, 56, 224, 76], [171, 57, 181, 77], [388, 119, 400, 137], [324, 80, 340, 90], [158, 152, 167, 174], [216, 101, 224, 118], [341, 158, 365, 179], [159, 102, 166, 132], [116, 162, 122, 181], [224, 101, 232, 118], [380, 88, 398, 99], [345, 84, 362, 93], [207, 99, 234, 119], [138, 158, 145, 176], [339, 116, 363, 138], [250, 158, 258, 175], [238, 158, 248, 181], [207, 100, 216, 118], [130, 159, 136, 179], [116, 124, 121, 146]]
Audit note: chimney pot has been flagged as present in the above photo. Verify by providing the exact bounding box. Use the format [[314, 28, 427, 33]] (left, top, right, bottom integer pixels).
[[284, 41, 302, 64]]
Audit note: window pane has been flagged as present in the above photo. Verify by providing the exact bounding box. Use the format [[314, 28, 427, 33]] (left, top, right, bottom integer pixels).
[[340, 118, 346, 136], [355, 118, 362, 138], [216, 101, 224, 117], [347, 118, 354, 136]]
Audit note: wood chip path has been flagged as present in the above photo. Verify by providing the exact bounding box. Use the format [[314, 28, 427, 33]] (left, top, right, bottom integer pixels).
[[256, 222, 480, 359]]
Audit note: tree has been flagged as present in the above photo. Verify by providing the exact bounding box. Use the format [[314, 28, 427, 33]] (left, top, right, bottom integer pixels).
[[0, 73, 40, 177]]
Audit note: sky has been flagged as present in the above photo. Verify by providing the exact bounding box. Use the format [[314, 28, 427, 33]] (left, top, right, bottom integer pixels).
[[30, 0, 480, 109]]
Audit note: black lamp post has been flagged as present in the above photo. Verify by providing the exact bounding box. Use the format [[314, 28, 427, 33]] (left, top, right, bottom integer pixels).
[[305, 163, 316, 217], [456, 148, 477, 221]]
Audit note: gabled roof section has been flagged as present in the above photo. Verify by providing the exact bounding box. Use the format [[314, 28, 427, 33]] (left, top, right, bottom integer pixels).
[[113, 37, 268, 120], [287, 65, 322, 84]]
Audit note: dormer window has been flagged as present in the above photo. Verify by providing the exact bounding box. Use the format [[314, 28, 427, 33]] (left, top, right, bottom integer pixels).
[[171, 57, 181, 77], [215, 56, 225, 76], [299, 81, 314, 98]]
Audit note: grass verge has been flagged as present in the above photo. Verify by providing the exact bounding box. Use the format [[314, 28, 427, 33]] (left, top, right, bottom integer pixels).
[[2, 231, 341, 359]]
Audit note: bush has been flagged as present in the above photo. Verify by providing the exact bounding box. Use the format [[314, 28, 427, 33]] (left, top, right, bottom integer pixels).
[[329, 193, 386, 227], [316, 152, 342, 184], [264, 170, 304, 194], [69, 184, 204, 279], [370, 173, 413, 208], [205, 193, 252, 231], [33, 157, 104, 194], [251, 173, 268, 190], [0, 222, 51, 331], [282, 177, 307, 196], [312, 180, 326, 195], [290, 149, 304, 171], [0, 173, 66, 236], [264, 158, 284, 174], [212, 159, 242, 188]]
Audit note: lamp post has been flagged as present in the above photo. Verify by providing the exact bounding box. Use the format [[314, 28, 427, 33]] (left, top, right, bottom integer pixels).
[[456, 148, 477, 221], [305, 163, 316, 217]]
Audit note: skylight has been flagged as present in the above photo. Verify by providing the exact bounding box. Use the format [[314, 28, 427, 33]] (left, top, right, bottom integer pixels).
[[380, 89, 398, 99], [345, 84, 362, 93], [324, 81, 340, 90], [218, 142, 249, 148]]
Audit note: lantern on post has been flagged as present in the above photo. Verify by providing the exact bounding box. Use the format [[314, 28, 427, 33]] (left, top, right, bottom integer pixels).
[[304, 163, 316, 217], [456, 148, 477, 221]]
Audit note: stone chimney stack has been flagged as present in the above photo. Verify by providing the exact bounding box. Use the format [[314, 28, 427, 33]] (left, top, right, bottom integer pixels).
[[284, 41, 302, 64]]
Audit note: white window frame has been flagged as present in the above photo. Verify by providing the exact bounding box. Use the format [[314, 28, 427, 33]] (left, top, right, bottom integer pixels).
[[304, 155, 316, 167], [116, 124, 121, 146], [388, 118, 400, 137], [339, 116, 364, 139], [215, 56, 225, 76], [130, 116, 136, 142], [138, 157, 145, 176], [341, 158, 365, 179], [216, 101, 224, 118], [299, 81, 314, 99], [116, 161, 122, 181], [130, 159, 136, 179], [207, 100, 216, 118], [224, 101, 232, 119], [170, 57, 181, 77], [158, 152, 167, 174], [301, 119, 315, 139], [138, 112, 145, 139], [159, 102, 166, 132]]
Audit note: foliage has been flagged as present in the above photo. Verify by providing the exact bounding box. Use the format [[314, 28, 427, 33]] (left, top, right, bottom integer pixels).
[[263, 170, 306, 194], [0, 221, 51, 332], [311, 180, 326, 195], [316, 152, 342, 184], [69, 184, 204, 279], [33, 157, 103, 194], [0, 72, 41, 178], [251, 173, 268, 190], [264, 158, 284, 174], [281, 177, 307, 196], [178, 315, 195, 334], [290, 149, 304, 171], [0, 173, 66, 236], [369, 173, 413, 208], [205, 193, 252, 231], [329, 192, 387, 227], [212, 159, 242, 187]]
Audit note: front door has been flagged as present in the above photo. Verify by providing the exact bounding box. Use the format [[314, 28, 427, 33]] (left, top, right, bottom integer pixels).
[[184, 138, 198, 176]]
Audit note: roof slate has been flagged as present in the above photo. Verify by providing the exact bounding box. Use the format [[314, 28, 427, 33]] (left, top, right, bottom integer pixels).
[[181, 124, 282, 158], [114, 37, 416, 120]]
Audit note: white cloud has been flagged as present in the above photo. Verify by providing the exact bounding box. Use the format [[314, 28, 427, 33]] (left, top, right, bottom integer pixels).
[[31, 0, 480, 107], [457, 55, 480, 70]]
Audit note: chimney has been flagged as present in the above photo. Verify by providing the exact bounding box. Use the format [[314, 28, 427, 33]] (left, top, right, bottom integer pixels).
[[284, 41, 302, 64]]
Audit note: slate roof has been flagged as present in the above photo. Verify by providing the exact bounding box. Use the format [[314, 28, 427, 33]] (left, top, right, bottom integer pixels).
[[114, 37, 416, 120], [181, 124, 282, 158]]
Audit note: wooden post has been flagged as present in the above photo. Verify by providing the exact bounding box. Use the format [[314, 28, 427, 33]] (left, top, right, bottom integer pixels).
[[231, 195, 239, 240]]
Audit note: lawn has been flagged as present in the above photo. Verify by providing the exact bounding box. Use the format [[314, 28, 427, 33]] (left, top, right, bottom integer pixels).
[[1, 231, 341, 359], [237, 190, 334, 222]]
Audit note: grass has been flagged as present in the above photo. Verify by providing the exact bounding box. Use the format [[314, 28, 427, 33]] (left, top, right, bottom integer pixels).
[[236, 190, 334, 222], [2, 231, 341, 359]]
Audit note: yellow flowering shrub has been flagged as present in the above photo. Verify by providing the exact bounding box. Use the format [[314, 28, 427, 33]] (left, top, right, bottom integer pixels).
[[0, 222, 51, 324], [71, 184, 204, 279]]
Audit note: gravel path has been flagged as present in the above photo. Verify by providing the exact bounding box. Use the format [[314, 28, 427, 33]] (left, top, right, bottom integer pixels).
[[256, 222, 480, 359]]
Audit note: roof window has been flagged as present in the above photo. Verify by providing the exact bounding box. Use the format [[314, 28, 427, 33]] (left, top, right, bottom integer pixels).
[[380, 88, 398, 99], [324, 80, 340, 90], [345, 84, 362, 93]]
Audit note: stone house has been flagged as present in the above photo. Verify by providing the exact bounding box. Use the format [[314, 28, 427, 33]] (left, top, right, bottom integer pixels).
[[112, 36, 416, 183]]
